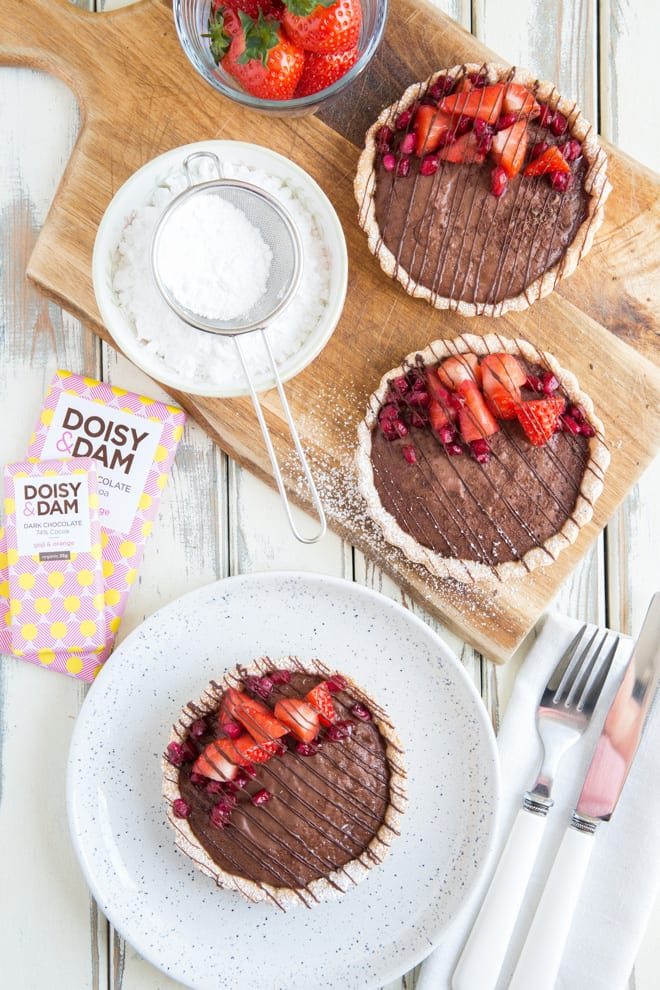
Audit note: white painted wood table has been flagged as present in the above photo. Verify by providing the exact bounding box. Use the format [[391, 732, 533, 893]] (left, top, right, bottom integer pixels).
[[0, 0, 658, 987]]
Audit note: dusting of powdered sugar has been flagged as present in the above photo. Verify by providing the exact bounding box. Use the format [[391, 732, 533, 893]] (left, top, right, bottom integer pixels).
[[111, 155, 331, 390]]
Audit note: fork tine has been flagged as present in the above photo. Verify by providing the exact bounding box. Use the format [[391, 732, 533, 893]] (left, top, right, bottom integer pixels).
[[563, 629, 605, 707], [552, 627, 599, 703], [578, 635, 620, 713], [545, 624, 587, 695]]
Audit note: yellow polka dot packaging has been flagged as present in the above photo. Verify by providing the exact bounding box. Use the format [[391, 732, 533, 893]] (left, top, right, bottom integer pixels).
[[3, 458, 106, 678], [0, 371, 186, 680]]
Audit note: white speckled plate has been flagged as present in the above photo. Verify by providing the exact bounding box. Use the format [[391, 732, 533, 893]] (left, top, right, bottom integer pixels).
[[66, 573, 499, 990]]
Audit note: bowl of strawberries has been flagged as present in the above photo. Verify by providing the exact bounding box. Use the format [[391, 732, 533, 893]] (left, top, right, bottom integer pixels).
[[173, 0, 387, 115]]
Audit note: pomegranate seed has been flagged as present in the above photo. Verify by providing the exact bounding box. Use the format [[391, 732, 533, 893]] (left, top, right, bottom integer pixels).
[[550, 111, 568, 136], [270, 668, 291, 685], [220, 719, 243, 739], [561, 138, 582, 161], [477, 132, 493, 155], [561, 414, 581, 434], [579, 421, 596, 437], [467, 71, 487, 88], [420, 154, 440, 176], [226, 769, 251, 791], [296, 742, 318, 756], [392, 375, 409, 394], [326, 722, 351, 742], [397, 156, 411, 177], [376, 124, 393, 153], [381, 423, 399, 440], [438, 423, 456, 444], [491, 165, 509, 198], [408, 390, 430, 407], [189, 718, 207, 738], [446, 441, 464, 456], [242, 763, 258, 779], [455, 114, 472, 136], [402, 444, 417, 464], [438, 130, 457, 147], [525, 374, 545, 393], [410, 373, 426, 391], [567, 403, 586, 423], [542, 371, 560, 394], [172, 799, 191, 819], [473, 118, 488, 137], [395, 108, 413, 130], [550, 171, 574, 191], [428, 75, 454, 100], [351, 702, 372, 721], [410, 411, 428, 428], [206, 779, 225, 794], [400, 131, 416, 155], [382, 153, 397, 172], [393, 418, 409, 438], [538, 104, 554, 128], [251, 789, 272, 806], [209, 802, 232, 828], [496, 112, 518, 131], [189, 771, 207, 787], [531, 141, 549, 160], [180, 739, 197, 762], [325, 675, 347, 692], [166, 742, 185, 766], [379, 402, 400, 422], [470, 438, 491, 464], [255, 676, 274, 698]]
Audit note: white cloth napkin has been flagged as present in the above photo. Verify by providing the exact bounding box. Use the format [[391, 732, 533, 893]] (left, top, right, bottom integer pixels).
[[416, 611, 660, 990]]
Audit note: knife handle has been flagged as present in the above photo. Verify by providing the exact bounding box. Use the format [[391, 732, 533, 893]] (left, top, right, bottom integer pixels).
[[452, 807, 547, 990], [509, 825, 596, 990]]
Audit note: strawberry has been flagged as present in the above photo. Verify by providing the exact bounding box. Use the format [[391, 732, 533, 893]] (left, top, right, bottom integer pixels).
[[282, 0, 362, 54], [436, 130, 486, 165], [220, 732, 280, 766], [524, 145, 571, 177], [481, 353, 526, 387], [305, 682, 336, 725], [211, 0, 284, 17], [205, 6, 243, 65], [482, 370, 521, 419], [224, 11, 304, 100], [222, 687, 288, 743], [489, 119, 528, 178], [193, 741, 240, 782], [413, 106, 454, 156], [502, 81, 540, 119], [273, 697, 320, 742], [438, 84, 505, 125], [436, 353, 482, 390], [456, 379, 500, 443], [516, 397, 566, 446], [294, 46, 358, 97], [428, 399, 452, 435]]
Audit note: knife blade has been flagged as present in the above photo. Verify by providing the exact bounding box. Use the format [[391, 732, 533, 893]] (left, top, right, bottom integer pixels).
[[509, 592, 660, 990]]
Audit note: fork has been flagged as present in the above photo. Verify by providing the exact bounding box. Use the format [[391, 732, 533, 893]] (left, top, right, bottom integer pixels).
[[452, 625, 618, 990]]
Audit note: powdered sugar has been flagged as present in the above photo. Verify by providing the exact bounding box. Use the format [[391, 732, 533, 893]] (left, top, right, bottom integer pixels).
[[155, 192, 272, 320], [110, 152, 335, 393]]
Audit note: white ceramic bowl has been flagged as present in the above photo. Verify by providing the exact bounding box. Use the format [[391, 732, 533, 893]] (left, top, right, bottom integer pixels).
[[92, 141, 348, 398]]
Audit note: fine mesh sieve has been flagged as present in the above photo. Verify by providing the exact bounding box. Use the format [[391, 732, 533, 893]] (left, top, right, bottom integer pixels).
[[150, 151, 326, 544]]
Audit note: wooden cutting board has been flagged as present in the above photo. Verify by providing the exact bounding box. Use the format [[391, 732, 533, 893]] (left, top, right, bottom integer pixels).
[[2, 0, 659, 662]]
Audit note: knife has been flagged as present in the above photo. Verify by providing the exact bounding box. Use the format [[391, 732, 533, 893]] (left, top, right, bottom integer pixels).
[[509, 592, 660, 990]]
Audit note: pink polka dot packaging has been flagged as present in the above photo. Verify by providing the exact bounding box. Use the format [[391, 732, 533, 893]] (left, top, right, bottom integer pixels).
[[24, 370, 186, 679], [3, 458, 106, 680]]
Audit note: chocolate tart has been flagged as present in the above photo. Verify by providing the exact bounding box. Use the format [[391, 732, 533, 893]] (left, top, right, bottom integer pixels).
[[162, 657, 406, 910], [356, 333, 610, 583], [354, 63, 610, 316]]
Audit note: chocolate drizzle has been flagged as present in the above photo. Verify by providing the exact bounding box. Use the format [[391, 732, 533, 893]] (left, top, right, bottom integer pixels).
[[163, 657, 406, 910]]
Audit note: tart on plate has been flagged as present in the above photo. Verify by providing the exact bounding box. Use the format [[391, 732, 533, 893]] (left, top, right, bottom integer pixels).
[[163, 657, 406, 910], [356, 333, 610, 584], [354, 63, 611, 316]]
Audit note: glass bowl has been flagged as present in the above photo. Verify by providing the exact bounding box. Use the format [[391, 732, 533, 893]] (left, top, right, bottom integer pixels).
[[173, 0, 389, 117]]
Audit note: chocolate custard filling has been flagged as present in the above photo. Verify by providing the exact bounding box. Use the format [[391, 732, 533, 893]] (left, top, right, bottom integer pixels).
[[176, 672, 393, 890], [371, 415, 589, 565], [373, 123, 589, 307]]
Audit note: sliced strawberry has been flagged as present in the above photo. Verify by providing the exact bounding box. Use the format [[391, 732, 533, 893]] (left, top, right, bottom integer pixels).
[[193, 741, 240, 782], [425, 370, 457, 415], [489, 119, 529, 178], [524, 146, 571, 176], [516, 397, 566, 446], [222, 687, 288, 743], [456, 380, 500, 443], [438, 83, 504, 124], [436, 353, 482, 390], [502, 81, 540, 119], [481, 353, 527, 387], [305, 683, 336, 726], [482, 369, 521, 419], [273, 698, 320, 742], [436, 130, 486, 164], [413, 105, 454, 156], [222, 732, 281, 766]]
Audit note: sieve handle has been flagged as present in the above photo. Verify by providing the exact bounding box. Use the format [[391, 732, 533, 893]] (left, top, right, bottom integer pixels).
[[182, 150, 223, 186], [234, 332, 327, 545]]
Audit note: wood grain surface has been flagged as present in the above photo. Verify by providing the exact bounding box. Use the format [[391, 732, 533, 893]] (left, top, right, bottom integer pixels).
[[1, 0, 658, 663]]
